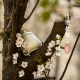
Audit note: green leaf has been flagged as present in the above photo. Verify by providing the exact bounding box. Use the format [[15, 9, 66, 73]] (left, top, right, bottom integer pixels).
[[51, 0, 59, 11], [41, 11, 50, 21], [40, 0, 49, 8]]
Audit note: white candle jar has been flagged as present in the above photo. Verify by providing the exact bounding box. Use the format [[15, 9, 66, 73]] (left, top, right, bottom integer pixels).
[[22, 30, 42, 56]]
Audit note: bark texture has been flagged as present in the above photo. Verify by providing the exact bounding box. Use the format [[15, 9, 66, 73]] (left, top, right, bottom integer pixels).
[[2, 0, 66, 80]]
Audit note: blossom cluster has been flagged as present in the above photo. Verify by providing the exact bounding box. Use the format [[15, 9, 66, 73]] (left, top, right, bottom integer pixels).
[[15, 33, 24, 47], [12, 52, 28, 77], [12, 52, 19, 64], [45, 40, 55, 56], [18, 61, 28, 77], [32, 59, 55, 78], [13, 33, 29, 78], [55, 34, 61, 56]]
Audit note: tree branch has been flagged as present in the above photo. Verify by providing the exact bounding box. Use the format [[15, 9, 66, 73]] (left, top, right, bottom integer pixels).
[[17, 21, 66, 80], [59, 32, 80, 80], [24, 0, 40, 23], [5, 0, 21, 32], [14, 0, 21, 16]]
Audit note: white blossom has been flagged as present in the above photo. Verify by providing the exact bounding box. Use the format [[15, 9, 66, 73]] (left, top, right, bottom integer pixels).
[[56, 34, 61, 39], [21, 61, 28, 68], [45, 52, 52, 56], [45, 61, 55, 69], [19, 70, 25, 77], [36, 71, 42, 77], [55, 46, 60, 51], [13, 53, 19, 59], [65, 26, 70, 32], [16, 37, 24, 44], [16, 33, 21, 38], [55, 51, 61, 56], [56, 40, 60, 45], [37, 64, 45, 72], [48, 40, 55, 48], [32, 71, 37, 78], [12, 59, 17, 64], [15, 42, 22, 47], [65, 20, 71, 25], [15, 33, 24, 48], [47, 48, 52, 52]]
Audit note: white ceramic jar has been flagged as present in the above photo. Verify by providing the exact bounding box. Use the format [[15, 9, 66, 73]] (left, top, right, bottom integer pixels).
[[22, 30, 42, 56]]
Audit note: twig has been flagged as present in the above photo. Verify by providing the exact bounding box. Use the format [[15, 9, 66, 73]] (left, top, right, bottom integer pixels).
[[24, 0, 40, 22], [59, 32, 80, 80]]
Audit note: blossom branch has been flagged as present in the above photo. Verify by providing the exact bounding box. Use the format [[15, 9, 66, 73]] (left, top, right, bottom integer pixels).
[[24, 0, 40, 23], [59, 32, 80, 80], [20, 21, 66, 80]]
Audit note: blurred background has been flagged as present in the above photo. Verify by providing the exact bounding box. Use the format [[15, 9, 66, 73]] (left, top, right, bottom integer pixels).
[[0, 0, 80, 80]]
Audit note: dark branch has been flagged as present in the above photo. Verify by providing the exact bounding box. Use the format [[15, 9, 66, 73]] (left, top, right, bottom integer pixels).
[[24, 0, 40, 23], [18, 21, 66, 80], [14, 0, 21, 15], [5, 0, 21, 32], [59, 32, 80, 80]]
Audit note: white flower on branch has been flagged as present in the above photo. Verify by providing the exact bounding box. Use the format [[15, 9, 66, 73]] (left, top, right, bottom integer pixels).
[[15, 33, 24, 48], [12, 59, 17, 64], [47, 47, 52, 52], [65, 20, 71, 25], [16, 33, 21, 38], [32, 71, 37, 78], [15, 42, 22, 47], [55, 46, 61, 51], [56, 40, 60, 45], [56, 34, 61, 39], [45, 52, 52, 56], [45, 61, 55, 69], [37, 64, 45, 72], [21, 61, 28, 68], [13, 53, 19, 59], [36, 71, 42, 77], [48, 40, 55, 48], [55, 51, 61, 56], [19, 70, 25, 77], [16, 37, 24, 44]]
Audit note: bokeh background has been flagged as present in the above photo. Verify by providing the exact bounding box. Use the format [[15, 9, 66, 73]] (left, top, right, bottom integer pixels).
[[0, 0, 80, 80]]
